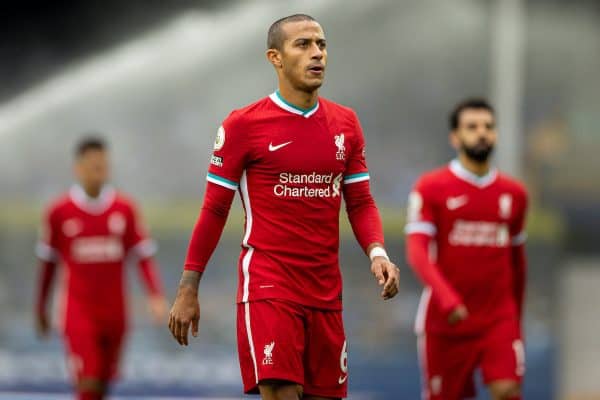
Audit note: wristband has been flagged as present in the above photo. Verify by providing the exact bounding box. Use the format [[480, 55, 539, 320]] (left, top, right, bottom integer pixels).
[[369, 246, 389, 262]]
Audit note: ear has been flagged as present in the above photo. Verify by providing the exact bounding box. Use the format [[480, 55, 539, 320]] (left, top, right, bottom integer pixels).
[[449, 131, 460, 151], [73, 161, 81, 179], [266, 48, 282, 68]]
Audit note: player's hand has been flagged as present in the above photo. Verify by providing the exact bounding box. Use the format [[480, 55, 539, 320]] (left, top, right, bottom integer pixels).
[[148, 295, 168, 325], [371, 257, 400, 300], [168, 286, 200, 346], [448, 304, 469, 325], [35, 312, 50, 339]]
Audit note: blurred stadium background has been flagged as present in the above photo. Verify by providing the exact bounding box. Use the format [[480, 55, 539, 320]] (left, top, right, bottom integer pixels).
[[1, 0, 599, 399]]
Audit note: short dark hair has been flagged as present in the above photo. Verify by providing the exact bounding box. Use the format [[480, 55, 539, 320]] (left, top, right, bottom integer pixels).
[[267, 14, 317, 50], [75, 135, 107, 158], [449, 98, 495, 130]]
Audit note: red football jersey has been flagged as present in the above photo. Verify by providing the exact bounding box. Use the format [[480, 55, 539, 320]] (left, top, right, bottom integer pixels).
[[36, 185, 157, 330], [203, 91, 370, 310], [406, 160, 528, 335]]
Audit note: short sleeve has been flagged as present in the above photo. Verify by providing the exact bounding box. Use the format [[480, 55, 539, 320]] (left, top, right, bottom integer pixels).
[[36, 206, 60, 262], [206, 114, 250, 190], [510, 187, 529, 246], [124, 202, 157, 259], [343, 111, 370, 185], [404, 178, 438, 237]]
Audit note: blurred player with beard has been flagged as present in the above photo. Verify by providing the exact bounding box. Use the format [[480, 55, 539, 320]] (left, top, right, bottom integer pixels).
[[35, 137, 167, 400], [405, 99, 528, 400], [168, 14, 400, 400]]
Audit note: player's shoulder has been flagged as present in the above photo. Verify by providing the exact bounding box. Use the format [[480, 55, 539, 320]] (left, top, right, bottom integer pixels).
[[223, 96, 273, 127], [319, 98, 363, 141], [44, 192, 72, 216], [319, 97, 358, 121], [113, 191, 140, 211], [414, 165, 453, 191], [496, 172, 528, 198]]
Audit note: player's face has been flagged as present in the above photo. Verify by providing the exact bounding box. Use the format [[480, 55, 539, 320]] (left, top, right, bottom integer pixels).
[[278, 21, 327, 92], [74, 149, 110, 191], [451, 109, 497, 163]]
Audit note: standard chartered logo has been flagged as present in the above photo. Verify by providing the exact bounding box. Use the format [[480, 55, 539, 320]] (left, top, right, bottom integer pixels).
[[274, 172, 343, 198], [332, 173, 342, 196]]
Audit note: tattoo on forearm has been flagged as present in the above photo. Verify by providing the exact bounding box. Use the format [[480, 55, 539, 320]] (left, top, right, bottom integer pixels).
[[179, 271, 202, 290]]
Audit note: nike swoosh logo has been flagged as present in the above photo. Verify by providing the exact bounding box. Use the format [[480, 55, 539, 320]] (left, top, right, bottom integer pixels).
[[338, 375, 348, 384], [269, 141, 293, 151], [446, 195, 468, 210]]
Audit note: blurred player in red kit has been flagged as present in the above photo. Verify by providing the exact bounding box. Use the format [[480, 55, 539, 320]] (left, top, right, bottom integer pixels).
[[35, 137, 167, 400], [168, 14, 400, 400], [405, 99, 528, 400]]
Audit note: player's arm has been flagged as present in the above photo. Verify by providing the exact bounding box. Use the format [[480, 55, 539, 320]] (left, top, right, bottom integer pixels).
[[35, 261, 57, 338], [34, 208, 60, 338], [404, 187, 466, 323], [169, 118, 246, 346], [168, 269, 202, 347], [343, 181, 399, 300], [343, 111, 399, 300], [169, 179, 236, 346], [512, 243, 526, 320], [138, 258, 165, 323], [125, 204, 167, 324], [510, 189, 529, 321]]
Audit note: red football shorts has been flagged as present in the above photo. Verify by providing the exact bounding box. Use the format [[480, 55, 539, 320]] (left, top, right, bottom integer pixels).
[[63, 320, 126, 383], [237, 299, 348, 398], [418, 318, 525, 400]]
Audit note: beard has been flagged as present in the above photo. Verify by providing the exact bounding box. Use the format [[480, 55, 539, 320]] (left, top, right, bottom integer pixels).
[[294, 73, 324, 93], [282, 66, 324, 93], [462, 142, 494, 163]]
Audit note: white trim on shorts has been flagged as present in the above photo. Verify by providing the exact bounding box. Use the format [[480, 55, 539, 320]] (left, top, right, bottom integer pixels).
[[244, 302, 259, 384]]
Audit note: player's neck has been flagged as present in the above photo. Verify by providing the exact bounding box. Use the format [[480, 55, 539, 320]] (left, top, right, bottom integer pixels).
[[457, 154, 491, 177], [80, 184, 102, 198], [277, 85, 319, 111]]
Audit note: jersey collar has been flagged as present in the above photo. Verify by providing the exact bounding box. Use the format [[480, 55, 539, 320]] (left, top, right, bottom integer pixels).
[[269, 90, 319, 118], [69, 184, 116, 215], [449, 159, 498, 188]]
